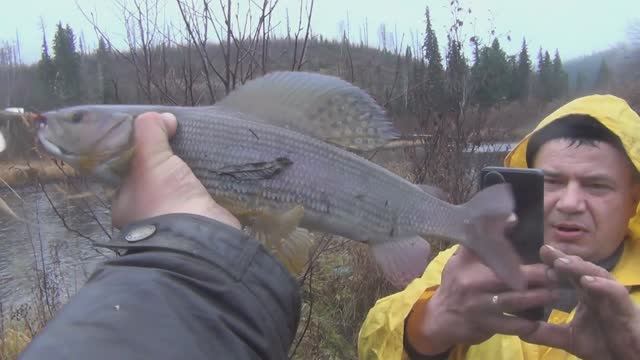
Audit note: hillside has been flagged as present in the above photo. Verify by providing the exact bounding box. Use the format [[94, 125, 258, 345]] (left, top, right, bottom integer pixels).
[[564, 44, 640, 92]]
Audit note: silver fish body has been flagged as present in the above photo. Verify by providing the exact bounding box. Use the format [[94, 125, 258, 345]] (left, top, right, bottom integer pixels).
[[36, 71, 524, 289]]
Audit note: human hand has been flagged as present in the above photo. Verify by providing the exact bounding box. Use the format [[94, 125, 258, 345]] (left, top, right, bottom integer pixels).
[[406, 246, 556, 355], [110, 112, 241, 230], [520, 245, 640, 360]]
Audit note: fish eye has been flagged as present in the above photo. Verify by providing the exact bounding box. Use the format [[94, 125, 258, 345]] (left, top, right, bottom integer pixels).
[[71, 112, 84, 123]]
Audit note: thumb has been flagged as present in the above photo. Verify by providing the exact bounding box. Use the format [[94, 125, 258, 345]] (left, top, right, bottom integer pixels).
[[134, 112, 178, 165], [454, 245, 480, 263]]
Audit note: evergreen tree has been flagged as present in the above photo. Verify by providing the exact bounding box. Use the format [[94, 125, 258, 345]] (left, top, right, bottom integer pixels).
[[444, 34, 468, 110], [422, 6, 445, 111], [575, 71, 586, 94], [552, 49, 568, 99], [507, 55, 518, 101], [535, 49, 554, 102], [595, 59, 612, 90], [37, 31, 56, 104], [513, 38, 531, 101], [471, 38, 510, 107], [96, 37, 116, 103], [52, 22, 81, 104]]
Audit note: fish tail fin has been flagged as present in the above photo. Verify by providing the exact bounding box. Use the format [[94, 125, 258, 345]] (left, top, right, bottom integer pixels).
[[370, 236, 432, 289], [460, 183, 526, 290]]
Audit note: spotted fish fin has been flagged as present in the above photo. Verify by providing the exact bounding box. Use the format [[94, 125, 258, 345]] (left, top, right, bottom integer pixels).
[[215, 71, 399, 151], [370, 236, 432, 289], [249, 205, 314, 275]]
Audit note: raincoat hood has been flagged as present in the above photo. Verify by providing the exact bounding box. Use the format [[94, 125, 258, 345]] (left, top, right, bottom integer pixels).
[[505, 94, 640, 244]]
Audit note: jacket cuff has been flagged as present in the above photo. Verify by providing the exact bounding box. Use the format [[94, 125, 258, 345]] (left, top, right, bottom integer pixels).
[[403, 286, 452, 359], [92, 213, 289, 282], [94, 213, 301, 346]]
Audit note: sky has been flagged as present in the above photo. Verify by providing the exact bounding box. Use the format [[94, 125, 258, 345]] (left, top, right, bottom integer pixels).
[[0, 0, 638, 65]]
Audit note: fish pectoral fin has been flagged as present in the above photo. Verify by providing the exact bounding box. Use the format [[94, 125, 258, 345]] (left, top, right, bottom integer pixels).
[[210, 157, 293, 181], [370, 236, 432, 289], [278, 227, 314, 275], [212, 197, 271, 225], [249, 205, 314, 275]]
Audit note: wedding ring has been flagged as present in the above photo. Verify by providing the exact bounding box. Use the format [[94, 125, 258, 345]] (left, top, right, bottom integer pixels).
[[491, 295, 499, 305]]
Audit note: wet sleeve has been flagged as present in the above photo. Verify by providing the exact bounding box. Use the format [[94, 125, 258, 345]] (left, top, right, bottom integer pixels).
[[19, 213, 301, 360], [357, 246, 459, 360]]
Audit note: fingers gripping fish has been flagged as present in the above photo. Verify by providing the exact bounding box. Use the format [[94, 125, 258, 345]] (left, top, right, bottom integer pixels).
[[35, 71, 525, 290]]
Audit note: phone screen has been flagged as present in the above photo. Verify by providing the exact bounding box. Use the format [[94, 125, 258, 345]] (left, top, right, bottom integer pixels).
[[480, 166, 545, 321], [480, 166, 544, 264]]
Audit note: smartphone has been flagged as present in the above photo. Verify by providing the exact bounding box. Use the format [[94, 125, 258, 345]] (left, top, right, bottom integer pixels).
[[480, 166, 545, 321]]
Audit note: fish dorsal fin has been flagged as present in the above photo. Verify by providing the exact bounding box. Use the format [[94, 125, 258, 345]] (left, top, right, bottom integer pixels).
[[215, 71, 399, 151]]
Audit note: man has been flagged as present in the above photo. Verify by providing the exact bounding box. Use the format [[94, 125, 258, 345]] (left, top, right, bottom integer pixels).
[[19, 112, 301, 359], [358, 94, 640, 359]]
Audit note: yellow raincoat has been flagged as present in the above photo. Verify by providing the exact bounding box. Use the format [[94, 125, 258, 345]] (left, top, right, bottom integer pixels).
[[357, 94, 640, 360]]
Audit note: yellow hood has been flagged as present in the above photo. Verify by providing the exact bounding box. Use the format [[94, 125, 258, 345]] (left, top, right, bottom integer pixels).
[[504, 94, 640, 242]]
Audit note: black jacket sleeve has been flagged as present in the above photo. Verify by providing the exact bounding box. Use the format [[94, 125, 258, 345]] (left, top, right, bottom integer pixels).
[[19, 213, 301, 360]]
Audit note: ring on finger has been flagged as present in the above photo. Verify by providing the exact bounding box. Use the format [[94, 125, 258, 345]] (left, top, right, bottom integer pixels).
[[491, 294, 500, 306]]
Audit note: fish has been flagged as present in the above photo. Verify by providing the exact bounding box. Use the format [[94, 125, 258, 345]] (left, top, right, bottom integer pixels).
[[34, 71, 525, 290]]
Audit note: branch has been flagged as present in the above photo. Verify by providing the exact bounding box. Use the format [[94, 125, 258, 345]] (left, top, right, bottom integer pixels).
[[295, 0, 314, 71]]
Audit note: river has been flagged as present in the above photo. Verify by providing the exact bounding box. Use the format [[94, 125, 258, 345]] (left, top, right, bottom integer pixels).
[[0, 182, 116, 307]]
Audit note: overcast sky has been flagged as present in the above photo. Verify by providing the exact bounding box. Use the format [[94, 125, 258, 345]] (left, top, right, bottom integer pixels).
[[1, 0, 638, 65]]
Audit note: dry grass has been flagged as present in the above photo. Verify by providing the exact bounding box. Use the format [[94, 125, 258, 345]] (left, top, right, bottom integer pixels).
[[290, 237, 397, 360], [0, 328, 31, 360], [0, 160, 77, 186]]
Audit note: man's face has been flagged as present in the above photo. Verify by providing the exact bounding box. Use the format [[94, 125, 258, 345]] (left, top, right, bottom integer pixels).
[[533, 138, 640, 262]]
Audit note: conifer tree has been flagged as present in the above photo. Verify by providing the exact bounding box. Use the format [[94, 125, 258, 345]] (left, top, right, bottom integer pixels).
[[552, 49, 568, 99], [423, 6, 445, 111], [513, 38, 531, 101], [52, 22, 81, 104], [96, 37, 116, 103], [595, 59, 612, 90], [37, 31, 56, 104], [444, 34, 468, 110]]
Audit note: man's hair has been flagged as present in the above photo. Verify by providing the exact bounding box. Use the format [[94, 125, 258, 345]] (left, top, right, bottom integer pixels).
[[525, 114, 633, 169]]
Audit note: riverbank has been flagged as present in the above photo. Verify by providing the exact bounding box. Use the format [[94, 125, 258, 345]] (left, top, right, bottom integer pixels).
[[0, 160, 78, 186]]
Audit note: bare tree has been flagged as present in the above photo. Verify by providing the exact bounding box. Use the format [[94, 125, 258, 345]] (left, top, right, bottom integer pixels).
[[0, 41, 19, 107], [289, 0, 314, 71]]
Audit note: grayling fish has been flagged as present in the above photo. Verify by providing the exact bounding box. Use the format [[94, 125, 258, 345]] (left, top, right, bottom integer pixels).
[[35, 71, 525, 289]]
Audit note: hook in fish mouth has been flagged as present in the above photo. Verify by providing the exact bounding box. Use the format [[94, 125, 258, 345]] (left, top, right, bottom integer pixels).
[[30, 112, 47, 129], [37, 131, 75, 159], [0, 130, 5, 153]]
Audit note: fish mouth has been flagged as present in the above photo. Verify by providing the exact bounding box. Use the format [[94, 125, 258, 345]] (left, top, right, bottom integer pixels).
[[37, 131, 78, 160]]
